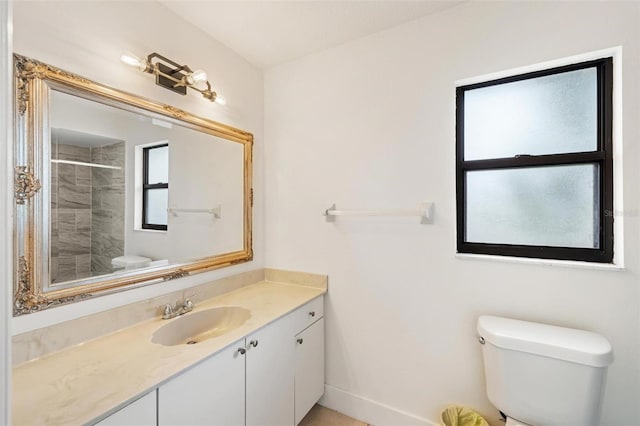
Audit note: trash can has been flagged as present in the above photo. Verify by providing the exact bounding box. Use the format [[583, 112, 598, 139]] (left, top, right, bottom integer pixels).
[[440, 405, 489, 426]]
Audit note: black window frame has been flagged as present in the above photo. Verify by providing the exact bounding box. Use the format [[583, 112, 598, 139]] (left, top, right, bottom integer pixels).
[[142, 143, 169, 231], [456, 57, 613, 263]]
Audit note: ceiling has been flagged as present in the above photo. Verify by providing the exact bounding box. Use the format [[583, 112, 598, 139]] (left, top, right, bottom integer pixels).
[[159, 1, 464, 69]]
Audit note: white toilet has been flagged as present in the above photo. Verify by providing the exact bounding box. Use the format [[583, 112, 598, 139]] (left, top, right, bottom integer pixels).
[[111, 255, 152, 270], [477, 316, 614, 426]]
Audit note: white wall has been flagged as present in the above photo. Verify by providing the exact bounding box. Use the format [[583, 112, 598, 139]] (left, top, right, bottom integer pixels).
[[0, 1, 12, 422], [264, 2, 640, 425], [11, 1, 264, 334]]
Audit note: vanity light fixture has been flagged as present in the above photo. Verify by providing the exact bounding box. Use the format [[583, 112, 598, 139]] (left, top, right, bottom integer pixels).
[[120, 51, 226, 105]]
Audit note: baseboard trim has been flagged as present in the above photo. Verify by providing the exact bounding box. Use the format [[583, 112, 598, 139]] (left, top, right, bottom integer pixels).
[[319, 384, 438, 426]]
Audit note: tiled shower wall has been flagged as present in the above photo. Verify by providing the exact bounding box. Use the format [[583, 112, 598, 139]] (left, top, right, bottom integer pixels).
[[50, 143, 92, 283], [50, 141, 125, 282], [90, 142, 125, 275]]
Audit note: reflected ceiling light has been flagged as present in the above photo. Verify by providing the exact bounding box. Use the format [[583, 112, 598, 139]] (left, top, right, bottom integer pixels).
[[120, 51, 225, 105]]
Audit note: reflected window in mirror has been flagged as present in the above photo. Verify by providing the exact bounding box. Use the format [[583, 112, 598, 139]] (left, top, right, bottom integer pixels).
[[142, 143, 169, 231]]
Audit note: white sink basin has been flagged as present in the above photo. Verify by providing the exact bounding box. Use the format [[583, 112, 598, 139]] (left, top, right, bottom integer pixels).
[[152, 306, 251, 346]]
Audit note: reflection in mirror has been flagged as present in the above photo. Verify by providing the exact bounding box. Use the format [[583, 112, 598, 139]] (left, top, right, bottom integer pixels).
[[47, 90, 245, 289], [50, 126, 126, 282], [13, 54, 253, 315]]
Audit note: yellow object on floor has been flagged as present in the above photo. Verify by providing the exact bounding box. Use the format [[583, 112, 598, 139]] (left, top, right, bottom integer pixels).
[[441, 405, 489, 426]]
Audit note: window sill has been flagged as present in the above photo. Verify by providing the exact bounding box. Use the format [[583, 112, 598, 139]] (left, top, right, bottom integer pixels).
[[133, 228, 167, 234], [455, 253, 625, 272]]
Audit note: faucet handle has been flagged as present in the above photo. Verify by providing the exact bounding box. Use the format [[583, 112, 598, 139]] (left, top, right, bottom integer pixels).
[[183, 294, 195, 311], [162, 304, 175, 319]]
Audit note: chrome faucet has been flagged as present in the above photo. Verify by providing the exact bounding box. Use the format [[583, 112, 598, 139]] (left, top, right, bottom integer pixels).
[[162, 295, 195, 319]]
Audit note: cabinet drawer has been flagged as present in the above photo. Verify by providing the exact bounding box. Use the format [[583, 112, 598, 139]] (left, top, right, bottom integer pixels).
[[292, 296, 324, 333]]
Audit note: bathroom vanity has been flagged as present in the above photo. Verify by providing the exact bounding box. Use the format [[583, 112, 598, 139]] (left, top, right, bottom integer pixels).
[[12, 271, 326, 425]]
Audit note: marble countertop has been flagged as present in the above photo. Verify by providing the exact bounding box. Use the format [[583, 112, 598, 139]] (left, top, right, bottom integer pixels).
[[12, 280, 326, 425]]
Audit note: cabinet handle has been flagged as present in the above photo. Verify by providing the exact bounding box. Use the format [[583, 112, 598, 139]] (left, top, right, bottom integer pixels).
[[309, 311, 316, 317], [237, 347, 246, 355], [297, 338, 304, 345], [249, 340, 259, 347]]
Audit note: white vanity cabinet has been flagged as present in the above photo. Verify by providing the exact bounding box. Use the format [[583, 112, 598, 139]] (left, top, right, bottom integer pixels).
[[152, 296, 325, 426], [245, 295, 325, 426], [246, 312, 297, 426], [158, 341, 246, 425], [295, 317, 325, 425], [94, 390, 157, 426]]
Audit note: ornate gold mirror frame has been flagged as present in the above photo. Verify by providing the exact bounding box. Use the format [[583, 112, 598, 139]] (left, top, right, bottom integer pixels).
[[13, 54, 253, 316]]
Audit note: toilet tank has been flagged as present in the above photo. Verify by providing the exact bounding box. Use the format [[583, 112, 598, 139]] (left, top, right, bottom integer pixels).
[[477, 316, 614, 426]]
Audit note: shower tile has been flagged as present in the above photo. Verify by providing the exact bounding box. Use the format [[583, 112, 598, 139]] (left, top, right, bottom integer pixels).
[[91, 233, 123, 257], [59, 144, 90, 162], [57, 209, 75, 233], [50, 233, 59, 257], [110, 235, 125, 257], [50, 208, 59, 232], [103, 186, 125, 212], [57, 164, 76, 187], [57, 256, 76, 282], [76, 254, 91, 278], [50, 257, 59, 283], [76, 166, 91, 186], [59, 231, 90, 256], [91, 146, 103, 163], [51, 164, 59, 208], [92, 187, 103, 210], [90, 232, 106, 254], [112, 211, 125, 235], [112, 167, 125, 187], [76, 210, 91, 232], [102, 142, 125, 165], [91, 255, 113, 275], [58, 183, 90, 209], [92, 167, 112, 187], [92, 209, 112, 233]]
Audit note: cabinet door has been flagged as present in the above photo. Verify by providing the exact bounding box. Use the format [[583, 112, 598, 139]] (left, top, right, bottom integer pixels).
[[158, 341, 245, 426], [246, 315, 297, 426], [94, 390, 156, 426], [295, 318, 325, 425]]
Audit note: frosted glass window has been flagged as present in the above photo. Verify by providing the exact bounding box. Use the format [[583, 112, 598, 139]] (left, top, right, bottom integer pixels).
[[466, 165, 599, 248], [146, 188, 168, 226], [464, 68, 597, 160], [147, 145, 168, 184], [456, 57, 613, 263]]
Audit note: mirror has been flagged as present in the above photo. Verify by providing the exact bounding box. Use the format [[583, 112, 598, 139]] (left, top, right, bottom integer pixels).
[[13, 54, 253, 315]]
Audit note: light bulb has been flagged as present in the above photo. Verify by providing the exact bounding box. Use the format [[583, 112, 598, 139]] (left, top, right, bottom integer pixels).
[[214, 96, 227, 106], [190, 69, 208, 83], [120, 52, 142, 67], [120, 51, 149, 72]]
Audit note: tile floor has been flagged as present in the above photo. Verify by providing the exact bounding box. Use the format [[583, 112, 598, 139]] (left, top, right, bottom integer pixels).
[[298, 404, 368, 426]]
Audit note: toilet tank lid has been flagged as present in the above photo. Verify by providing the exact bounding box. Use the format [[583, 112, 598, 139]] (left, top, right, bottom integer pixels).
[[477, 316, 614, 367]]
